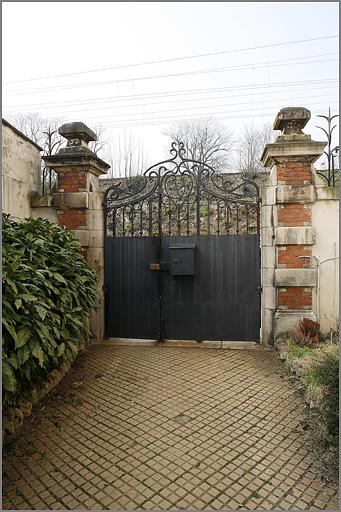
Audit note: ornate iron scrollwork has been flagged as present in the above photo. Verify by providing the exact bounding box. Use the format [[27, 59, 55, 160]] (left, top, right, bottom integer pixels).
[[104, 142, 260, 237]]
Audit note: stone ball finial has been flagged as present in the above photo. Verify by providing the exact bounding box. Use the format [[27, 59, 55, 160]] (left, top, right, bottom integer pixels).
[[58, 122, 97, 149], [273, 107, 311, 135]]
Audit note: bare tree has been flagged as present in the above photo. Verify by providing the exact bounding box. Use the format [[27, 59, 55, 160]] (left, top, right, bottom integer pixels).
[[8, 113, 109, 192], [106, 134, 148, 178], [89, 124, 108, 158], [237, 122, 276, 175], [7, 113, 66, 193], [164, 118, 234, 172]]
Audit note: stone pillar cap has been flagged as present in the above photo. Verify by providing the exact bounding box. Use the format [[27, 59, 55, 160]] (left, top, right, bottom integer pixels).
[[58, 122, 97, 143], [273, 107, 311, 133]]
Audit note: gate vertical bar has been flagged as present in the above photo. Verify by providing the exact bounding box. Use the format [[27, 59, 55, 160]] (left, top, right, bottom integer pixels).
[[158, 171, 164, 342]]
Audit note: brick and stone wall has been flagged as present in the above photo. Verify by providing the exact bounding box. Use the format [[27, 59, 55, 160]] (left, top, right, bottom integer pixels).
[[260, 107, 338, 343]]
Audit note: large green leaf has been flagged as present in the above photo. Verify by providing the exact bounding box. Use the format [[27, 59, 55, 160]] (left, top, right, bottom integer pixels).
[[31, 344, 45, 368], [17, 294, 38, 302], [15, 326, 31, 349], [3, 319, 18, 345], [2, 361, 17, 392], [53, 273, 68, 285], [57, 343, 65, 357], [35, 305, 48, 321]]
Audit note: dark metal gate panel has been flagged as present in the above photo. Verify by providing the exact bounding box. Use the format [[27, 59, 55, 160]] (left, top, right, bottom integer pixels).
[[161, 235, 260, 341], [105, 237, 160, 339], [104, 142, 261, 342]]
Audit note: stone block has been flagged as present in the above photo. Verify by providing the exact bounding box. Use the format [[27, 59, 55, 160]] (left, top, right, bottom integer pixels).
[[221, 341, 260, 349], [261, 308, 275, 346], [73, 229, 89, 247], [262, 267, 275, 287], [88, 191, 105, 210], [268, 166, 277, 186], [261, 141, 326, 168], [261, 226, 275, 247], [53, 192, 89, 209], [275, 226, 316, 245], [30, 207, 58, 224], [85, 209, 104, 231], [315, 185, 340, 200], [88, 229, 104, 249], [102, 338, 158, 346], [262, 286, 276, 309], [30, 194, 54, 208], [86, 247, 104, 271], [276, 185, 316, 203], [274, 310, 316, 338], [261, 186, 276, 205], [261, 246, 276, 269], [260, 205, 273, 227], [275, 268, 317, 287]]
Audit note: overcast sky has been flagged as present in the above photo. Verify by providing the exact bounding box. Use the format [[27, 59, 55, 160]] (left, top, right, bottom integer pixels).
[[2, 2, 339, 173]]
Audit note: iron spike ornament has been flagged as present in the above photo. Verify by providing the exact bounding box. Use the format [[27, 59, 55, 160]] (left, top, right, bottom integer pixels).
[[104, 142, 260, 237], [316, 107, 339, 187]]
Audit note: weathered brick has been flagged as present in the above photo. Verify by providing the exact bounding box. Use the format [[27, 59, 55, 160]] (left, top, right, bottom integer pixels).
[[277, 245, 312, 268], [277, 162, 312, 185], [58, 172, 87, 192], [58, 209, 86, 229], [277, 203, 311, 226], [278, 287, 312, 309]]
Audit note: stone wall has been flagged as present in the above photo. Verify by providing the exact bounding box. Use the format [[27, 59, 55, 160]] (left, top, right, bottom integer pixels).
[[311, 176, 339, 334], [2, 119, 59, 223], [2, 119, 42, 220]]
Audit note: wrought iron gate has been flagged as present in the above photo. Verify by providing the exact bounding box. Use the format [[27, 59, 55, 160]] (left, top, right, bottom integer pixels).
[[104, 142, 261, 342]]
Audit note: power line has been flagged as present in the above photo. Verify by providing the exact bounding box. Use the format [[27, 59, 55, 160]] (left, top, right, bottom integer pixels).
[[85, 101, 340, 129], [3, 78, 338, 109], [7, 78, 338, 109], [102, 105, 340, 130], [6, 78, 338, 114], [4, 54, 338, 96], [4, 34, 338, 84], [52, 92, 338, 122], [5, 86, 337, 116]]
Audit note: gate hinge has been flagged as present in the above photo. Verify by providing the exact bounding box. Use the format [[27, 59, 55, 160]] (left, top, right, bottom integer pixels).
[[256, 286, 263, 295]]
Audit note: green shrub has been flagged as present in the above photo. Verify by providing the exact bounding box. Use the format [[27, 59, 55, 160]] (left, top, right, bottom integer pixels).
[[306, 347, 339, 440], [2, 215, 97, 408], [287, 344, 315, 359]]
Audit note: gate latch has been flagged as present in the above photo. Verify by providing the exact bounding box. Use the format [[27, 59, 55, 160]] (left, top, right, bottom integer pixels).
[[256, 286, 262, 295], [149, 263, 160, 271]]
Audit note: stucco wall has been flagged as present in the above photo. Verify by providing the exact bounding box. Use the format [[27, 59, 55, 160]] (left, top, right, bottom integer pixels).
[[2, 121, 41, 219], [312, 176, 339, 334]]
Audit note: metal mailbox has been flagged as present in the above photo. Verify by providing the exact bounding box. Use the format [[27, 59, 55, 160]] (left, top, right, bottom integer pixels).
[[169, 244, 196, 276]]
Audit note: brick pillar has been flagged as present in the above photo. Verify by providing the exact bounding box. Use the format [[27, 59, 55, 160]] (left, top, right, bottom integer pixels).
[[260, 107, 326, 343], [44, 122, 110, 340]]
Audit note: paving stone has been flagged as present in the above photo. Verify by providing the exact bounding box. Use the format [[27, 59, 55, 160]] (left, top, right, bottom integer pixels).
[[2, 345, 338, 509]]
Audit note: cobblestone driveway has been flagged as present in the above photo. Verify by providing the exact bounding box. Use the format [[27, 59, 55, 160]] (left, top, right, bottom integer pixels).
[[3, 344, 339, 510]]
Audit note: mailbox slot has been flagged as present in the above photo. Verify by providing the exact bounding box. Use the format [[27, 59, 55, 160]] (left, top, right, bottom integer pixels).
[[169, 244, 196, 276]]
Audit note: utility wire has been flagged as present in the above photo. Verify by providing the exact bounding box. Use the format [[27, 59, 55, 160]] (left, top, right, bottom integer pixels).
[[100, 104, 340, 130], [3, 78, 338, 108], [4, 55, 338, 96], [5, 79, 337, 108], [84, 100, 340, 129], [52, 92, 338, 122], [5, 86, 337, 116], [4, 34, 338, 84]]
